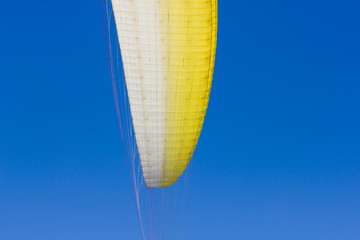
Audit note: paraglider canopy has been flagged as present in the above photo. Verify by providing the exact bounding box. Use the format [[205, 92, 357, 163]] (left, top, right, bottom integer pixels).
[[111, 0, 218, 188]]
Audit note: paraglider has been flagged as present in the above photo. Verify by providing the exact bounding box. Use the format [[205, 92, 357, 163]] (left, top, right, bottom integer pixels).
[[103, 0, 217, 238], [110, 0, 217, 188]]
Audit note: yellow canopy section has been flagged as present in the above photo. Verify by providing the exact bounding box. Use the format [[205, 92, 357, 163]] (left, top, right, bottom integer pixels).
[[111, 0, 217, 187]]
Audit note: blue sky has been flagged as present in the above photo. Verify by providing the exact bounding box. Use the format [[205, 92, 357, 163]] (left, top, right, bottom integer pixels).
[[1, 1, 360, 239]]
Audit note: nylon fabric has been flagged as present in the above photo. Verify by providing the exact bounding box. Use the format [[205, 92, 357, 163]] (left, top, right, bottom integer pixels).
[[111, 0, 217, 188]]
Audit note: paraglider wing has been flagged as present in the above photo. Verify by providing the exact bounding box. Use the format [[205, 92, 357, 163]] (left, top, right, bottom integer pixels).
[[111, 0, 217, 188]]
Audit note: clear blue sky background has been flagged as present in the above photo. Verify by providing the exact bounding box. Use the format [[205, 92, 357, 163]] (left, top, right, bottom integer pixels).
[[1, 1, 360, 239]]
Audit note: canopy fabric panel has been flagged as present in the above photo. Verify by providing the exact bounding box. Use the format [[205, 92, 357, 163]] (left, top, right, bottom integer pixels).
[[112, 0, 217, 188]]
